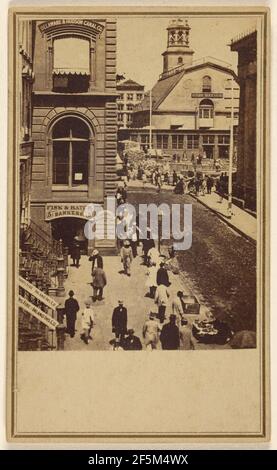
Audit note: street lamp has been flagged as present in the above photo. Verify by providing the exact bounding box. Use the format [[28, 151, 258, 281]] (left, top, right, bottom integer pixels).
[[149, 89, 152, 151], [227, 77, 234, 219]]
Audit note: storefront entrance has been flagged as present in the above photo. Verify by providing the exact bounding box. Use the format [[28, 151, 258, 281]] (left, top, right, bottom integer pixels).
[[203, 145, 214, 159], [218, 145, 229, 159], [51, 217, 88, 255]]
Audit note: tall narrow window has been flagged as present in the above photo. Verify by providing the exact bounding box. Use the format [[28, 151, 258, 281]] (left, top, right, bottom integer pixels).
[[202, 76, 212, 93], [52, 117, 90, 186], [199, 99, 214, 119]]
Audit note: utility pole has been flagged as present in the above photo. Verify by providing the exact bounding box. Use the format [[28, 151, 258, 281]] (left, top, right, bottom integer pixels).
[[149, 89, 152, 150], [227, 77, 234, 219]]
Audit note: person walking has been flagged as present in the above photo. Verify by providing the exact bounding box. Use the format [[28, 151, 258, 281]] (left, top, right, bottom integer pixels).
[[156, 261, 170, 287], [89, 249, 103, 271], [206, 175, 213, 194], [172, 290, 185, 325], [194, 177, 201, 196], [142, 312, 161, 350], [120, 240, 133, 276], [145, 262, 158, 298], [64, 290, 79, 338], [142, 233, 155, 266], [128, 222, 138, 258], [80, 299, 94, 345], [71, 240, 80, 267], [217, 179, 225, 203], [112, 300, 128, 342], [201, 176, 207, 196], [91, 266, 107, 301], [123, 329, 142, 350], [179, 318, 195, 350], [155, 283, 170, 324], [160, 314, 180, 350], [172, 170, 178, 186]]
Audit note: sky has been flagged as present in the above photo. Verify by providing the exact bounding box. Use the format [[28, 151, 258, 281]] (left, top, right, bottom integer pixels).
[[117, 15, 258, 90]]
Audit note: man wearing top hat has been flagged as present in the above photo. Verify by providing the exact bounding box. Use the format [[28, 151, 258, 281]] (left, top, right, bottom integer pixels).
[[64, 290, 80, 338], [112, 300, 128, 342]]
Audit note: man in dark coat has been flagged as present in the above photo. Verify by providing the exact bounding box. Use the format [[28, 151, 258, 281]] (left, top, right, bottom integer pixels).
[[92, 267, 107, 301], [123, 329, 142, 350], [71, 241, 80, 267], [142, 233, 155, 266], [64, 290, 79, 338], [156, 262, 170, 287], [172, 170, 178, 186], [89, 249, 103, 272], [112, 300, 127, 342], [206, 176, 214, 194], [160, 314, 180, 350]]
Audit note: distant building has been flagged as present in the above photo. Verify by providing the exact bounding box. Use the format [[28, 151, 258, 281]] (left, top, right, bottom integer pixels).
[[116, 79, 144, 128], [230, 30, 257, 211], [124, 18, 239, 160]]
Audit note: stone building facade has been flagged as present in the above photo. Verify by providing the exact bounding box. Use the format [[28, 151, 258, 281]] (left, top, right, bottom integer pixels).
[[230, 30, 257, 211], [18, 20, 36, 234], [30, 18, 118, 253]]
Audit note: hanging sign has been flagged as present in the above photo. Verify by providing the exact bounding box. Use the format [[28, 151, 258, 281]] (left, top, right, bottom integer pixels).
[[19, 296, 59, 330], [19, 277, 59, 310]]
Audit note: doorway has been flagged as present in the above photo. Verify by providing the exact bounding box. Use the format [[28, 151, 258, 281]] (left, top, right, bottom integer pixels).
[[51, 217, 88, 255], [202, 145, 214, 159]]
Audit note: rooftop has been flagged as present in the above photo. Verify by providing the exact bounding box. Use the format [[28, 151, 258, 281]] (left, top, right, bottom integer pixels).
[[117, 79, 145, 90]]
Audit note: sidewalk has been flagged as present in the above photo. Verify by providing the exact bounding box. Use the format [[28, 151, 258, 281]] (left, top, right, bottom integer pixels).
[[190, 191, 257, 243], [127, 180, 256, 243], [61, 248, 229, 351]]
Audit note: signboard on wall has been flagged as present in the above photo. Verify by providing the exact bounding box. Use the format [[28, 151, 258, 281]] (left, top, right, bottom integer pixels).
[[18, 295, 59, 330], [19, 277, 59, 310], [39, 19, 104, 34], [191, 93, 223, 98], [45, 203, 90, 221]]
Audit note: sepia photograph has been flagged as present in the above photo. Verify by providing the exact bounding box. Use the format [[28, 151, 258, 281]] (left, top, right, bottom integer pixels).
[[7, 5, 270, 441]]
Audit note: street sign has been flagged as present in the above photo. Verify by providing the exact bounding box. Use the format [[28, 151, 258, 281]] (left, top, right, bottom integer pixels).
[[19, 276, 59, 310], [18, 295, 59, 330]]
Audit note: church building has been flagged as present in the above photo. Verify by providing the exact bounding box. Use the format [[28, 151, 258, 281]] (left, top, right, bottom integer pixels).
[[128, 19, 240, 160]]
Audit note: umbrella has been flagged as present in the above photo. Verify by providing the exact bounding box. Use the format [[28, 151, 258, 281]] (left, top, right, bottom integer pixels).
[[229, 330, 256, 349]]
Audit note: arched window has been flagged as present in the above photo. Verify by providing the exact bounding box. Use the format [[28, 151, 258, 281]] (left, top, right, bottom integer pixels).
[[199, 99, 214, 119], [178, 57, 183, 65], [52, 117, 90, 186], [202, 75, 212, 93]]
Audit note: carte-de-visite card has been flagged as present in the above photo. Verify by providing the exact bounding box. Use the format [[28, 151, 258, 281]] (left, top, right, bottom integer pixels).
[[7, 5, 270, 442]]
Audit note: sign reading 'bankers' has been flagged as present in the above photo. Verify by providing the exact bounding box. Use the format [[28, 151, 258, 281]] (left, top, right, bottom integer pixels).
[[45, 203, 89, 221]]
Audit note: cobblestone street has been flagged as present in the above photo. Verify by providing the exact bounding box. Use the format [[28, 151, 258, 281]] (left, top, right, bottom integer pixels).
[[62, 247, 230, 351]]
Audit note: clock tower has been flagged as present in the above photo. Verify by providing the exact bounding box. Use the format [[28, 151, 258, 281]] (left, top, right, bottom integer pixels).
[[162, 18, 194, 73]]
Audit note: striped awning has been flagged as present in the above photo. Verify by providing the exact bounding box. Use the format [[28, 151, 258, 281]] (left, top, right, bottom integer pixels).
[[52, 69, 90, 76], [53, 37, 90, 76]]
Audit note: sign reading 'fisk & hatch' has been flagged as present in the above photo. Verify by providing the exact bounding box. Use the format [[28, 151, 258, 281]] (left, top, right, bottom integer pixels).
[[45, 203, 90, 221]]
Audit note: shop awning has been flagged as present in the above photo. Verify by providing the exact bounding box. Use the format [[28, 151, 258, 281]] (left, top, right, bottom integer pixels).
[[53, 37, 90, 76]]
